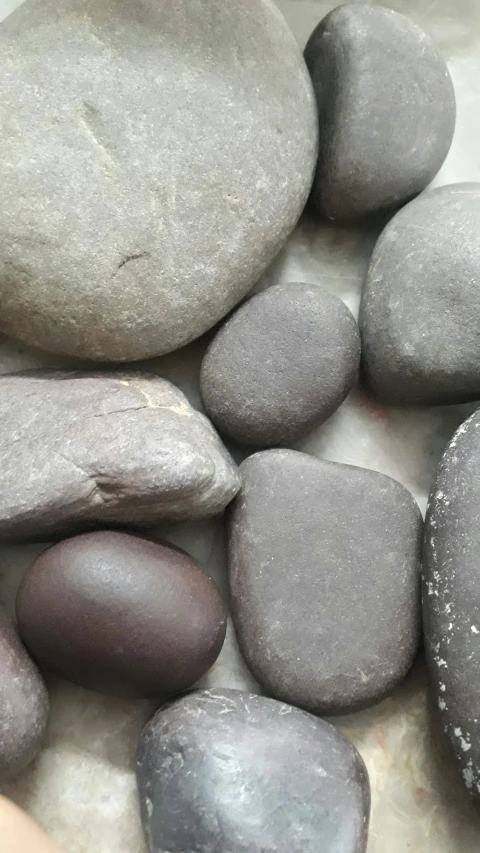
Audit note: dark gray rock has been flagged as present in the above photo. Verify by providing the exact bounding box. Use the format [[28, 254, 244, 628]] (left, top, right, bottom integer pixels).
[[200, 282, 360, 447], [0, 371, 240, 542], [304, 4, 455, 220], [0, 0, 317, 362], [424, 409, 480, 800], [17, 531, 227, 698], [228, 450, 422, 715], [0, 609, 49, 780], [137, 688, 370, 853], [360, 184, 480, 405]]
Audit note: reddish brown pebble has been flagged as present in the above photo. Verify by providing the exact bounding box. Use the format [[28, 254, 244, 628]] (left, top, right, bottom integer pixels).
[[16, 531, 227, 698], [0, 610, 49, 780]]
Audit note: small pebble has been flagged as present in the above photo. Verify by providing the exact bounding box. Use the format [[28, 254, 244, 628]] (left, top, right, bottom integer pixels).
[[200, 282, 360, 447], [304, 3, 455, 220], [424, 409, 480, 799], [228, 449, 422, 714], [360, 183, 480, 405], [137, 688, 370, 853], [0, 609, 49, 781], [16, 531, 227, 698]]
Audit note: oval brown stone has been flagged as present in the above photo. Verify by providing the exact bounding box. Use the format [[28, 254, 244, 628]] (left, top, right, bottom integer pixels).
[[0, 610, 49, 780], [16, 531, 227, 698]]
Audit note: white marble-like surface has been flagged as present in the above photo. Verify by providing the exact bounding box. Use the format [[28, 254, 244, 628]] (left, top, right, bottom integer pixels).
[[1, 0, 480, 850]]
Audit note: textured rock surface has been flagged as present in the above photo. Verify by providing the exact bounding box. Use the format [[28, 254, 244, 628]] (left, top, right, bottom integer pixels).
[[228, 450, 422, 714], [0, 370, 240, 542], [0, 609, 49, 780], [424, 409, 480, 799], [304, 4, 455, 220], [360, 184, 480, 405], [137, 688, 370, 853], [16, 532, 226, 698], [0, 0, 317, 361], [4, 1, 480, 852], [201, 282, 360, 447]]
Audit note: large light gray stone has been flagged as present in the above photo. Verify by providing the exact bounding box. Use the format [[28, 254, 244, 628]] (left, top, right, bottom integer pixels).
[[424, 409, 480, 800], [0, 0, 318, 361], [0, 370, 240, 541]]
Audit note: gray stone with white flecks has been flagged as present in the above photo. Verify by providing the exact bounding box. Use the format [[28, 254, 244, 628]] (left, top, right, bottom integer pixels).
[[424, 408, 480, 800]]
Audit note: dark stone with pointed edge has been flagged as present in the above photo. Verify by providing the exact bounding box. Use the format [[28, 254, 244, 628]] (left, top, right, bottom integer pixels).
[[0, 370, 240, 542], [0, 609, 49, 780], [304, 3, 455, 221], [361, 184, 480, 405], [16, 531, 227, 698], [136, 688, 370, 853], [228, 449, 422, 715], [200, 282, 360, 447]]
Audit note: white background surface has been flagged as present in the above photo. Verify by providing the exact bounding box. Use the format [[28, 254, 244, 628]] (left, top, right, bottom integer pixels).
[[1, 1, 480, 851]]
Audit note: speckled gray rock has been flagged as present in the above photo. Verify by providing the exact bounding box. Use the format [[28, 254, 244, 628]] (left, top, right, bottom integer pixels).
[[0, 609, 49, 781], [304, 4, 455, 220], [200, 282, 360, 447], [137, 689, 370, 853], [0, 0, 318, 362], [0, 371, 240, 542], [228, 450, 422, 715], [360, 184, 480, 405], [424, 409, 480, 800]]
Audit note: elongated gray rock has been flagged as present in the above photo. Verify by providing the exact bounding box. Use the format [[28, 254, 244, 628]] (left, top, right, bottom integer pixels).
[[200, 282, 360, 447], [0, 609, 49, 780], [0, 371, 240, 541], [0, 0, 317, 361], [137, 689, 370, 853], [360, 184, 480, 405], [424, 409, 480, 799], [228, 450, 422, 714], [304, 4, 455, 220]]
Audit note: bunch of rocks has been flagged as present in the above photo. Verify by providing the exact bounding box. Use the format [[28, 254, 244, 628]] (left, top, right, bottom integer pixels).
[[1, 0, 479, 851]]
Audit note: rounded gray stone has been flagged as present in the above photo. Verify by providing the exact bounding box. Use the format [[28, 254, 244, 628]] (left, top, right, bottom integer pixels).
[[360, 184, 480, 406], [0, 609, 49, 781], [0, 0, 318, 361], [228, 449, 422, 715], [424, 409, 480, 800], [136, 689, 370, 853], [0, 370, 240, 542], [200, 282, 360, 447], [304, 3, 455, 221]]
